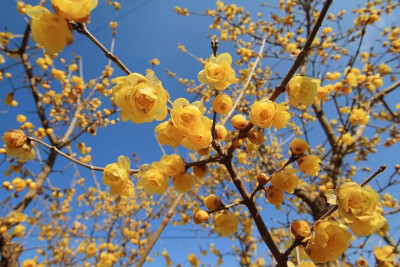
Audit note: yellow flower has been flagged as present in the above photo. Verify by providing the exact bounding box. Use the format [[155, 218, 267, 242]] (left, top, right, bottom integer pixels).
[[297, 155, 321, 176], [26, 6, 73, 54], [198, 53, 238, 90], [214, 211, 239, 236], [211, 93, 233, 115], [99, 251, 117, 266], [149, 58, 160, 65], [12, 224, 26, 238], [3, 93, 18, 107], [272, 103, 291, 129], [305, 220, 352, 263], [265, 186, 284, 205], [159, 154, 185, 177], [374, 246, 395, 262], [22, 259, 36, 267], [204, 194, 221, 211], [291, 220, 311, 240], [249, 98, 276, 128], [286, 75, 317, 108], [173, 172, 196, 193], [85, 242, 98, 258], [349, 108, 369, 125], [155, 121, 183, 148], [271, 167, 299, 193], [336, 182, 386, 236], [12, 177, 27, 192], [230, 114, 248, 130], [289, 138, 309, 155], [109, 179, 134, 199], [102, 156, 134, 198], [136, 163, 169, 195], [2, 130, 35, 162], [180, 117, 212, 150], [112, 71, 168, 123], [102, 156, 130, 188], [193, 210, 210, 224], [51, 0, 97, 23], [170, 98, 205, 135]]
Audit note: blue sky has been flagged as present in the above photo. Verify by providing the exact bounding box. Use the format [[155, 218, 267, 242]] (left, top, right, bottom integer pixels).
[[1, 0, 400, 266]]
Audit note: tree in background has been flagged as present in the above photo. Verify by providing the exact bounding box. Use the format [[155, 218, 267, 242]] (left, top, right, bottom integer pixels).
[[0, 0, 399, 266]]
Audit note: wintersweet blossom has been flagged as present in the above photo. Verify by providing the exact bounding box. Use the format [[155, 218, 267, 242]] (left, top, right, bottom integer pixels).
[[214, 211, 239, 236], [286, 75, 317, 108], [136, 163, 169, 195], [198, 53, 238, 90], [102, 156, 133, 198], [334, 182, 386, 236], [297, 155, 321, 176], [249, 98, 276, 128], [211, 93, 233, 115], [170, 98, 205, 135], [2, 130, 35, 162], [272, 103, 291, 129], [51, 0, 97, 22], [271, 167, 299, 193], [112, 71, 168, 123], [155, 121, 183, 148], [159, 154, 185, 177], [26, 6, 73, 54], [305, 220, 352, 263], [173, 172, 196, 193], [349, 108, 369, 125], [289, 138, 309, 155]]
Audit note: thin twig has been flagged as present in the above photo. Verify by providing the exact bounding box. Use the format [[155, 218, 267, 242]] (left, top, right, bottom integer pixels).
[[269, 0, 333, 102], [28, 136, 138, 174], [135, 193, 184, 267], [221, 35, 268, 126], [73, 23, 131, 75]]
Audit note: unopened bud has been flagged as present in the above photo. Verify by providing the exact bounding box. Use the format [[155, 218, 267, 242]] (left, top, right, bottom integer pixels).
[[291, 220, 311, 240], [231, 114, 248, 130], [193, 210, 210, 224], [204, 194, 222, 211], [248, 130, 264, 145], [193, 165, 208, 179], [257, 173, 269, 186], [232, 138, 243, 149]]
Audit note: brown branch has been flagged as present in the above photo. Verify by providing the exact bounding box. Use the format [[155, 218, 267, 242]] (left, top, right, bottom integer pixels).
[[19, 25, 58, 146], [73, 23, 131, 75], [135, 193, 184, 267], [28, 136, 139, 174], [269, 0, 333, 102], [285, 165, 387, 259]]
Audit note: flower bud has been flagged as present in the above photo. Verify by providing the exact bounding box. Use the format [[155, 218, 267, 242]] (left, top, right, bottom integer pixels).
[[193, 165, 208, 179], [212, 93, 233, 115], [289, 138, 309, 155], [204, 194, 222, 211], [265, 186, 284, 205], [248, 130, 264, 145], [291, 220, 311, 240], [231, 114, 248, 130], [286, 75, 317, 108], [193, 210, 210, 224], [297, 155, 321, 176], [232, 138, 243, 149], [196, 146, 210, 156], [257, 173, 269, 186], [215, 125, 228, 141]]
